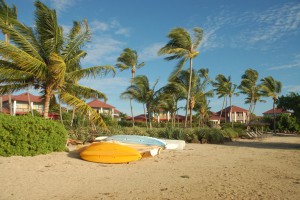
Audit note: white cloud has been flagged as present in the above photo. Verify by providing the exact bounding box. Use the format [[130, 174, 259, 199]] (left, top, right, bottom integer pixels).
[[90, 19, 130, 37], [245, 3, 300, 44], [140, 43, 163, 61], [283, 85, 300, 93], [50, 0, 76, 13], [268, 54, 300, 70], [83, 36, 125, 65]]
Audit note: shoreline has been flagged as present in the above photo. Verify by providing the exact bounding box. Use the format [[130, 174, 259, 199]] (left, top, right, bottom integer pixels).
[[1, 134, 300, 200]]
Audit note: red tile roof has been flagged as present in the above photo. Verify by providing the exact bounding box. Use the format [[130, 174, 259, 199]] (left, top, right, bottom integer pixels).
[[263, 108, 292, 114], [217, 105, 248, 113], [2, 93, 43, 103], [87, 99, 115, 109]]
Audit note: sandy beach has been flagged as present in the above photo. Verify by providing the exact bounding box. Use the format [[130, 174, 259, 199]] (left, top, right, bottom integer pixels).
[[0, 134, 300, 200]]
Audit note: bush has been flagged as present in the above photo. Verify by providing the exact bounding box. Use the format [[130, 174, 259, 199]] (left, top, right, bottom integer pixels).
[[0, 114, 67, 157], [199, 128, 224, 144], [222, 128, 239, 138]]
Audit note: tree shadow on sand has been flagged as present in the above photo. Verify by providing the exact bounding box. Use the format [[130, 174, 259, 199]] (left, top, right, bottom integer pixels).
[[224, 134, 300, 150]]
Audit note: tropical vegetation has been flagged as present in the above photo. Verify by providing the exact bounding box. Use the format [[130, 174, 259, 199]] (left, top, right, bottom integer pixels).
[[0, 0, 298, 157]]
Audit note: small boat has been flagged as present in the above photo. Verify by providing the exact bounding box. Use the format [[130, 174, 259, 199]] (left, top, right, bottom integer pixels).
[[109, 141, 162, 158], [80, 142, 142, 164], [162, 139, 186, 150], [104, 135, 167, 148]]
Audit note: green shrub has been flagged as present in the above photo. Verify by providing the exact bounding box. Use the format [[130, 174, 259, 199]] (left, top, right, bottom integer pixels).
[[0, 114, 67, 157], [202, 128, 224, 144], [222, 128, 239, 138]]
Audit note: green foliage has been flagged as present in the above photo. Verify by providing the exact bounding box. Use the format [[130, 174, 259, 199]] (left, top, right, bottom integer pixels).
[[222, 128, 239, 138], [262, 115, 300, 132], [193, 128, 224, 143], [276, 114, 300, 131], [278, 92, 300, 122], [0, 114, 67, 157]]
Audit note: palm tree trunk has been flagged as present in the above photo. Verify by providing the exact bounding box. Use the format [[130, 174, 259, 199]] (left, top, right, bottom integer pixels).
[[219, 97, 226, 123], [8, 88, 12, 116], [27, 91, 33, 116], [130, 71, 135, 127], [273, 100, 276, 134], [70, 107, 76, 127], [59, 98, 63, 124], [224, 97, 227, 123], [143, 104, 148, 128], [230, 96, 233, 128], [43, 87, 52, 119], [185, 58, 193, 128]]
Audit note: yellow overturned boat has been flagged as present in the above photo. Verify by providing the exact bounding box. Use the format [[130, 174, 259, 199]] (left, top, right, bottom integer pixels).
[[80, 142, 142, 164]]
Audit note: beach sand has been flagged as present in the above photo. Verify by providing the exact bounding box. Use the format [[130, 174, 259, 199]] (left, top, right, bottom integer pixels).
[[0, 134, 300, 200]]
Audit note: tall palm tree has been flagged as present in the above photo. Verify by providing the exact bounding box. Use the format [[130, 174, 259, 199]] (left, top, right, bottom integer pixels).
[[213, 74, 231, 122], [194, 68, 213, 127], [171, 69, 199, 127], [116, 48, 145, 127], [158, 27, 204, 127], [0, 1, 114, 127], [238, 68, 262, 123], [157, 81, 186, 127], [0, 0, 17, 115], [228, 83, 239, 127], [121, 75, 159, 129], [260, 76, 282, 133]]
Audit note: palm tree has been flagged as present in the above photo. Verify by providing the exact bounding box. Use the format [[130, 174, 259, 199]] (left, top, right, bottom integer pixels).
[[228, 83, 239, 127], [194, 68, 213, 127], [213, 74, 231, 123], [238, 68, 262, 123], [0, 1, 114, 127], [157, 82, 186, 127], [116, 48, 145, 127], [260, 76, 282, 133], [158, 27, 204, 127], [121, 75, 158, 129], [0, 0, 17, 115]]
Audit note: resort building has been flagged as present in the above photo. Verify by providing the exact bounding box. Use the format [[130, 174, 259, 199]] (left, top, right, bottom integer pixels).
[[215, 105, 248, 123], [0, 93, 44, 116], [262, 108, 292, 117], [87, 99, 120, 118]]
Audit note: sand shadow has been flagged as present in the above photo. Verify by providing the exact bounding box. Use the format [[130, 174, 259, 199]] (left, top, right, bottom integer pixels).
[[224, 134, 300, 150]]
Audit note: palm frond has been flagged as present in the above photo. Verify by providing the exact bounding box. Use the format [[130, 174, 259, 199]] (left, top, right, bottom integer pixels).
[[0, 41, 47, 77], [66, 65, 115, 81], [64, 83, 107, 101], [59, 92, 107, 128]]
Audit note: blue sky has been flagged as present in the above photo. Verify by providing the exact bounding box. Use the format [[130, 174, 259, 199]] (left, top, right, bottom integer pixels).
[[3, 0, 300, 116]]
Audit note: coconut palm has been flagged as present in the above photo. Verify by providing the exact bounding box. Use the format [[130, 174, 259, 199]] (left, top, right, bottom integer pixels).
[[116, 48, 145, 127], [171, 69, 199, 127], [121, 75, 158, 129], [194, 68, 213, 127], [158, 27, 204, 127], [0, 1, 114, 127], [156, 81, 186, 127], [260, 76, 282, 133], [228, 83, 239, 127], [238, 68, 262, 123], [0, 0, 17, 115], [213, 74, 231, 122]]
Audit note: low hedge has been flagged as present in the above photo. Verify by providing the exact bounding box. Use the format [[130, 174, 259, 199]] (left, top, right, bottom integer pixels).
[[0, 114, 67, 157]]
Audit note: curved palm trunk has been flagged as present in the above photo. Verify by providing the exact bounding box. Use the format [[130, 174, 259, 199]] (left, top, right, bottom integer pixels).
[[230, 96, 233, 128], [273, 99, 276, 134], [143, 104, 148, 128], [185, 58, 193, 128], [43, 87, 52, 119], [130, 70, 135, 127], [224, 97, 228, 123], [27, 91, 33, 116], [219, 97, 226, 123], [70, 107, 76, 126]]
